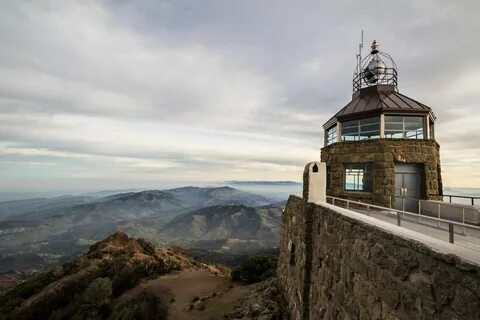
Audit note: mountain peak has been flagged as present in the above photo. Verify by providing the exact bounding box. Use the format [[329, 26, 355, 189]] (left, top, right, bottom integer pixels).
[[87, 231, 155, 256]]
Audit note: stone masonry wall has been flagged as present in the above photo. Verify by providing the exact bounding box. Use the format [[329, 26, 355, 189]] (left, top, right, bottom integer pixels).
[[278, 195, 310, 320], [320, 139, 443, 207], [278, 196, 480, 320]]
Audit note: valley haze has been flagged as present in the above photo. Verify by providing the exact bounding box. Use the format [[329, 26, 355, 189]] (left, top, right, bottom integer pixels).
[[0, 184, 289, 273]]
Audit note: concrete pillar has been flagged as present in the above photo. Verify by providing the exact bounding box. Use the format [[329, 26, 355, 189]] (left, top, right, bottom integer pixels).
[[303, 162, 326, 203], [380, 114, 385, 138], [336, 122, 341, 142], [425, 115, 430, 139]]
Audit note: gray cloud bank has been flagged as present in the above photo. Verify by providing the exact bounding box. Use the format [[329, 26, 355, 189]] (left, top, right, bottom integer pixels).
[[1, 0, 480, 192]]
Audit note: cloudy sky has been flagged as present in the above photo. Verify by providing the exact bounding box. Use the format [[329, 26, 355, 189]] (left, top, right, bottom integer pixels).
[[1, 0, 479, 193]]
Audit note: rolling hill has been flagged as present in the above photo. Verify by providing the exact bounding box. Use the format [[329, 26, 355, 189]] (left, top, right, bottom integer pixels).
[[0, 187, 279, 272]]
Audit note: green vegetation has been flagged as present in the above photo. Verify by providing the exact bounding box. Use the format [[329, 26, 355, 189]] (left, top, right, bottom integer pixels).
[[231, 255, 278, 284], [0, 233, 182, 320], [110, 292, 168, 320]]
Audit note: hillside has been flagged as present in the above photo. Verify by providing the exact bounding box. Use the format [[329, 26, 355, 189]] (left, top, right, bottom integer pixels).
[[0, 232, 283, 320], [0, 187, 276, 273], [0, 232, 225, 319], [161, 204, 282, 242]]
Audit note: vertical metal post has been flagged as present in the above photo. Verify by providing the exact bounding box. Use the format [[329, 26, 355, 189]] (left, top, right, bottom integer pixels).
[[389, 196, 392, 209], [397, 212, 401, 226], [346, 200, 349, 209], [472, 198, 475, 206], [449, 196, 452, 203], [418, 201, 421, 222], [437, 203, 441, 228], [449, 224, 454, 244], [332, 198, 335, 206], [402, 197, 405, 212], [462, 208, 466, 235]]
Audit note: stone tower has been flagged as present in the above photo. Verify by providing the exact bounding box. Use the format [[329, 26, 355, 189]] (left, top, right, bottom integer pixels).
[[321, 40, 443, 211]]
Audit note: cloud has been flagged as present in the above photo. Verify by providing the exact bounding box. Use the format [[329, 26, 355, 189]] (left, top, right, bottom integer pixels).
[[1, 0, 480, 191]]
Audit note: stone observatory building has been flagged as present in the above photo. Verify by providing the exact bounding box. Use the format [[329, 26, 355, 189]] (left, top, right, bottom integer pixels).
[[321, 40, 443, 211]]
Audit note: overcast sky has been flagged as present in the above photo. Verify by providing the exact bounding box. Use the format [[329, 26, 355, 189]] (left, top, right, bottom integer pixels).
[[1, 0, 479, 193]]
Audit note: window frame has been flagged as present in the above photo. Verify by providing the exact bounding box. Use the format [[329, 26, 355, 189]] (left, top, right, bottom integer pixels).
[[384, 115, 424, 139], [341, 116, 380, 141], [344, 163, 374, 193], [325, 125, 337, 146]]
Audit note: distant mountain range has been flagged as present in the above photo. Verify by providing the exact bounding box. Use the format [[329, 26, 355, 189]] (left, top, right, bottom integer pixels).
[[0, 186, 282, 272], [226, 181, 301, 186]]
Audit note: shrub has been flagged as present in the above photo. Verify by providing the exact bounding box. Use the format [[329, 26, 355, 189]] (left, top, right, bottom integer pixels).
[[82, 277, 112, 305], [109, 291, 168, 320], [231, 255, 278, 284]]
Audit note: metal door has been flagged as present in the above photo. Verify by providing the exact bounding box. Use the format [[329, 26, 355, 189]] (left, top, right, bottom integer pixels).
[[395, 164, 422, 212]]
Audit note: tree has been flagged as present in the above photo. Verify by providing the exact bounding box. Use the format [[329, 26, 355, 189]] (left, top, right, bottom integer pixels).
[[231, 255, 278, 284]]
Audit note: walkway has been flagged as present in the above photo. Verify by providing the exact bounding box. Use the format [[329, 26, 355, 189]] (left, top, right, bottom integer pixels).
[[352, 208, 480, 251]]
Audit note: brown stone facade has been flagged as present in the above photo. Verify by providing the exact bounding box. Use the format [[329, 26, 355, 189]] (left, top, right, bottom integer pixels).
[[278, 196, 480, 320], [320, 139, 443, 207]]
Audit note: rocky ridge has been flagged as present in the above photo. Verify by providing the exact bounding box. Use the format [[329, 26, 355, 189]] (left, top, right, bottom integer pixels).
[[0, 231, 224, 319]]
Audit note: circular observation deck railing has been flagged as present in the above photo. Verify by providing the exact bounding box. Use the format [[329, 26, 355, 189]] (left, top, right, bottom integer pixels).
[[352, 40, 398, 94], [353, 67, 398, 93]]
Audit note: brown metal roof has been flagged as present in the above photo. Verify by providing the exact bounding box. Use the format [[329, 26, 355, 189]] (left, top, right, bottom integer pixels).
[[323, 85, 434, 128]]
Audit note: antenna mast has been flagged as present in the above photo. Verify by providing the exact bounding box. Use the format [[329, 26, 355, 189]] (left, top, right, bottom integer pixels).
[[356, 30, 364, 76]]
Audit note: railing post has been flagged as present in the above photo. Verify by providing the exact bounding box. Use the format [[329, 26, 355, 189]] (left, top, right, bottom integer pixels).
[[449, 223, 454, 244], [332, 198, 335, 206], [418, 201, 421, 222], [389, 196, 392, 209], [449, 196, 452, 203], [437, 203, 441, 228], [462, 208, 466, 235], [472, 198, 475, 206], [346, 200, 349, 209], [397, 212, 401, 226], [402, 197, 405, 212]]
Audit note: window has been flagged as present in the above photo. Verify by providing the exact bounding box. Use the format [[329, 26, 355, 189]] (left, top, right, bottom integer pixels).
[[345, 163, 373, 192], [384, 116, 424, 139], [326, 165, 332, 190], [341, 116, 380, 141], [325, 125, 337, 145]]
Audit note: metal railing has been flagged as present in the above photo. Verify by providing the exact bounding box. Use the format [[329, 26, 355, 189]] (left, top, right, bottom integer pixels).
[[327, 196, 480, 245], [390, 196, 470, 230], [443, 194, 480, 206]]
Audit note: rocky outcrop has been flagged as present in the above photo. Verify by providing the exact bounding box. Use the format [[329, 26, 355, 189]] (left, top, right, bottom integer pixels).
[[225, 278, 287, 320], [0, 232, 217, 319]]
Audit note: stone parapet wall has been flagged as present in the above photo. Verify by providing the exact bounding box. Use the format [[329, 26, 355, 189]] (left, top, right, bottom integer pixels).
[[278, 195, 310, 319], [278, 196, 480, 320], [320, 139, 443, 207]]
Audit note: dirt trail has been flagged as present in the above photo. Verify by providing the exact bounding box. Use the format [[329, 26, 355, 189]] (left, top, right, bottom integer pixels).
[[139, 268, 253, 320]]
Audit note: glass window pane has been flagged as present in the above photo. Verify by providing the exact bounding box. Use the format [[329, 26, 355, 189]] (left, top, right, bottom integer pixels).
[[361, 124, 379, 132], [384, 123, 403, 131], [385, 131, 403, 139], [360, 116, 379, 125], [341, 117, 379, 141], [384, 115, 402, 123], [342, 127, 358, 134], [384, 115, 424, 140], [345, 163, 373, 192], [326, 125, 337, 145], [342, 120, 358, 128]]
